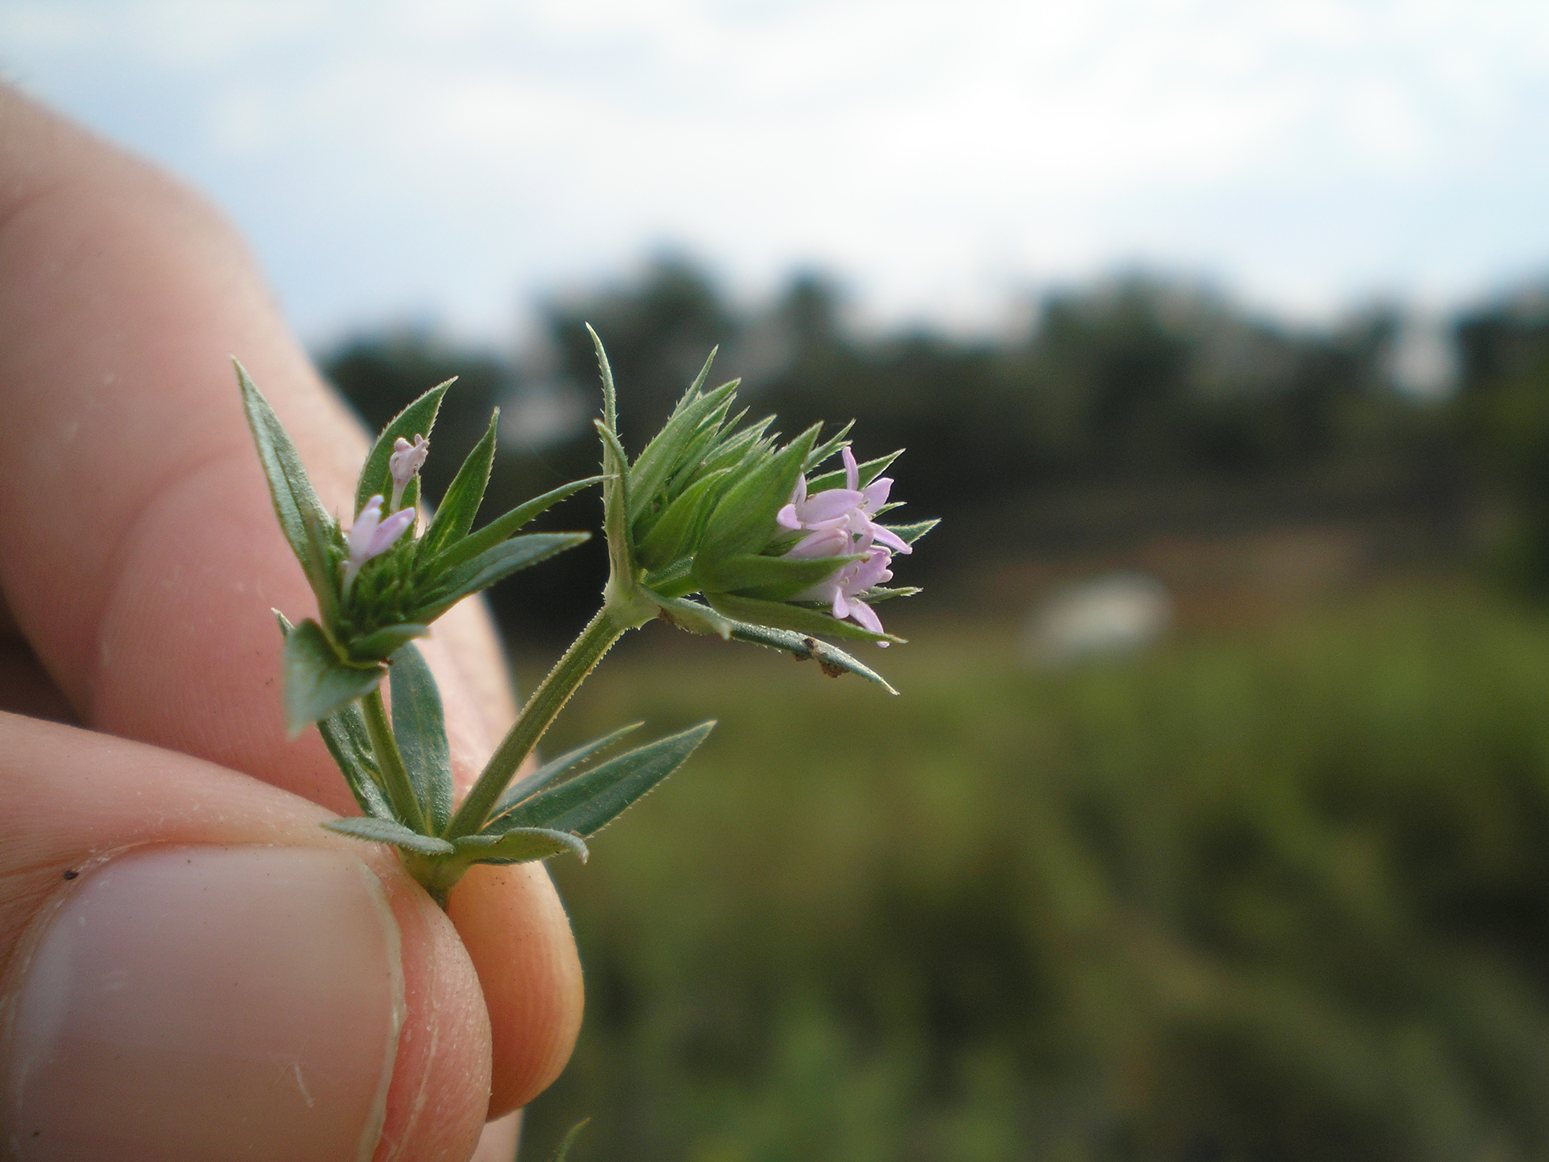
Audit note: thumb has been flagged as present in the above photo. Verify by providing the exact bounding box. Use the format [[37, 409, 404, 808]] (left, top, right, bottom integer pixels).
[[0, 713, 493, 1162]]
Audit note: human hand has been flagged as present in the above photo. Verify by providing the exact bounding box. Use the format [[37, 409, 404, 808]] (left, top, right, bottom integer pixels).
[[0, 87, 582, 1161]]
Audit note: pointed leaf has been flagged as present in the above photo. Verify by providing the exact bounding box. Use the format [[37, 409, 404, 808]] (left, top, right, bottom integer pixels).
[[705, 592, 902, 645], [436, 475, 601, 571], [652, 594, 735, 639], [389, 644, 454, 833], [501, 722, 715, 838], [588, 323, 618, 435], [323, 815, 456, 855], [354, 379, 453, 516], [697, 551, 858, 600], [237, 362, 335, 598], [490, 722, 645, 820], [283, 619, 383, 735], [808, 447, 901, 492], [345, 622, 430, 664], [726, 619, 899, 694], [697, 426, 819, 564], [414, 533, 589, 620], [805, 422, 857, 473], [635, 467, 732, 572], [276, 612, 394, 816], [596, 419, 635, 585], [455, 827, 589, 865], [887, 518, 939, 546], [628, 379, 736, 526], [421, 410, 498, 558]]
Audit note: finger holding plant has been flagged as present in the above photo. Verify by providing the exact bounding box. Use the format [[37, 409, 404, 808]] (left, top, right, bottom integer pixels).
[[240, 327, 934, 906]]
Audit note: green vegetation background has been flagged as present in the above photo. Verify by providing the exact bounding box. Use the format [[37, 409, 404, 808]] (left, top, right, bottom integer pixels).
[[526, 586, 1549, 1161]]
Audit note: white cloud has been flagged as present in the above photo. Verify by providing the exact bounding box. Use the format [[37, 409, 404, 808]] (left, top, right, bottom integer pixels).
[[6, 0, 1549, 337]]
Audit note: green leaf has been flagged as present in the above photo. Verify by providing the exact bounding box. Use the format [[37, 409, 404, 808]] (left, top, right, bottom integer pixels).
[[698, 416, 773, 478], [652, 593, 736, 638], [490, 722, 644, 821], [807, 447, 901, 492], [862, 585, 921, 604], [628, 378, 736, 526], [549, 1119, 592, 1162], [435, 475, 601, 571], [421, 410, 498, 559], [237, 362, 336, 600], [345, 623, 430, 663], [635, 467, 731, 572], [887, 518, 939, 546], [697, 425, 819, 564], [455, 827, 589, 865], [276, 612, 394, 817], [588, 323, 618, 436], [804, 422, 857, 473], [704, 592, 902, 645], [353, 379, 453, 517], [501, 722, 715, 838], [414, 533, 589, 620], [322, 815, 456, 855], [726, 619, 900, 694], [596, 419, 635, 586], [282, 619, 383, 735], [697, 551, 858, 601], [389, 644, 455, 833]]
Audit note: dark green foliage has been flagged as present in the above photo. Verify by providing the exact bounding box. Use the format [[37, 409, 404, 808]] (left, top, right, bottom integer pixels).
[[526, 587, 1549, 1160]]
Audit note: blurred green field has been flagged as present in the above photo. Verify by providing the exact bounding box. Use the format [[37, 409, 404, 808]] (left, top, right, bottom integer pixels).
[[521, 582, 1549, 1161]]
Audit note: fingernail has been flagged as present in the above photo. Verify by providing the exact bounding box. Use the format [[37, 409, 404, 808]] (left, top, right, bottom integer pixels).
[[1, 845, 404, 1161]]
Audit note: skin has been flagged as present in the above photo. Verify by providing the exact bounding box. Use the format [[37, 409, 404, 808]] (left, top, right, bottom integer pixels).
[[0, 86, 584, 1159]]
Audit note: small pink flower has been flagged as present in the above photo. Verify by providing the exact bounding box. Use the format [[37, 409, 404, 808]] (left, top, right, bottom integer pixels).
[[389, 434, 429, 510], [777, 446, 912, 639], [343, 494, 415, 595]]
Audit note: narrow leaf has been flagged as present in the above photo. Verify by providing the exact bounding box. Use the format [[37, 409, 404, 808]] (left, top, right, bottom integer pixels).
[[697, 551, 858, 600], [421, 410, 498, 558], [807, 448, 902, 493], [635, 467, 731, 572], [436, 475, 601, 571], [587, 323, 618, 435], [415, 533, 589, 620], [282, 619, 383, 735], [346, 623, 430, 664], [628, 379, 736, 526], [726, 618, 899, 694], [490, 722, 645, 820], [697, 426, 819, 564], [704, 592, 902, 645], [354, 379, 453, 517], [805, 422, 857, 474], [596, 419, 635, 586], [887, 518, 939, 546], [323, 816, 456, 855], [389, 644, 455, 833], [652, 594, 736, 639], [501, 722, 715, 838], [277, 612, 394, 816], [237, 362, 335, 598], [456, 827, 589, 865]]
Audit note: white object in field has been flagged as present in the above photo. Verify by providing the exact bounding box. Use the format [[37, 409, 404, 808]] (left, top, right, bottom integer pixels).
[[1025, 572, 1173, 667]]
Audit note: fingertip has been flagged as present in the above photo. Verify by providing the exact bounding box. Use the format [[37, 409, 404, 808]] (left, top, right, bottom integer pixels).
[[448, 863, 585, 1118]]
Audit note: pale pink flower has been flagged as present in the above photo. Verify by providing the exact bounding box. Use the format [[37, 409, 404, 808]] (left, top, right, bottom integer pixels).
[[389, 434, 429, 510], [343, 494, 415, 595], [796, 535, 896, 642]]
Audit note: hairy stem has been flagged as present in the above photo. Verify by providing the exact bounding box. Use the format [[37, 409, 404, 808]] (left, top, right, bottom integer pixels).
[[361, 685, 430, 835]]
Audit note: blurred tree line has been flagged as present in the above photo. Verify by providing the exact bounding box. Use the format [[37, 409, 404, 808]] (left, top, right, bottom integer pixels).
[[318, 258, 1549, 638]]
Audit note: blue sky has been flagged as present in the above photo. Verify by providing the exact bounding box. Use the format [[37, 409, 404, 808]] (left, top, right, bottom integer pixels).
[[4, 0, 1548, 345]]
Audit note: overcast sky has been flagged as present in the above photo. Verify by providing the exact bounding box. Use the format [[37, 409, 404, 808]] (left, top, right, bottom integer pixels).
[[4, 0, 1548, 345]]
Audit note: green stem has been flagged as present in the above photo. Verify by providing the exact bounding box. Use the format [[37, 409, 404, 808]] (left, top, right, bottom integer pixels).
[[444, 599, 646, 840], [361, 686, 430, 835]]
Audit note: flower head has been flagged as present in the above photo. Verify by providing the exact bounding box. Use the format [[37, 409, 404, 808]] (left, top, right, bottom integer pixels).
[[343, 494, 415, 595], [776, 445, 913, 640], [389, 434, 429, 510]]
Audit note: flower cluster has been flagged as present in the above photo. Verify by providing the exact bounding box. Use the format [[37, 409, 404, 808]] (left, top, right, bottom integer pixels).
[[778, 447, 911, 640]]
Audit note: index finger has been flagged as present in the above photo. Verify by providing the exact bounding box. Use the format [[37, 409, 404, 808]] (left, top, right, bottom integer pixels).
[[0, 87, 581, 1113]]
